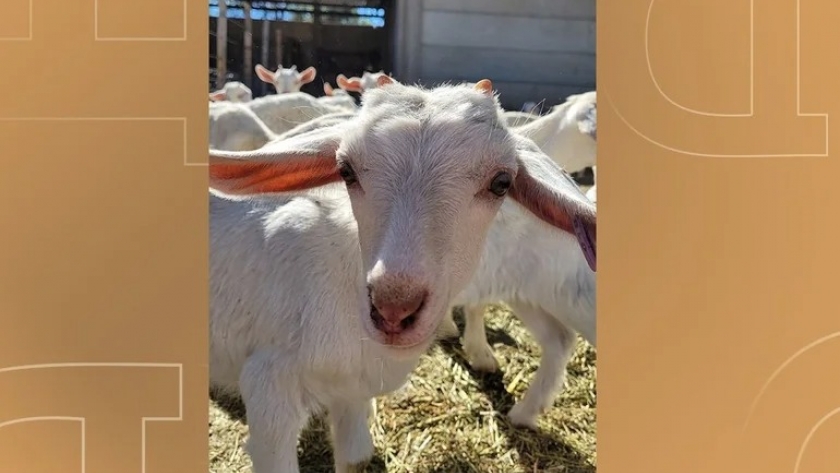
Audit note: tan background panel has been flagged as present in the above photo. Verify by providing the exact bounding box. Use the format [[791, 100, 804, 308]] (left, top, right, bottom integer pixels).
[[3, 0, 840, 472], [599, 0, 840, 472], [0, 0, 208, 472]]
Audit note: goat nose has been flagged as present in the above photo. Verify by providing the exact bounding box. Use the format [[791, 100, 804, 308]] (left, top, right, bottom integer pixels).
[[369, 290, 427, 335]]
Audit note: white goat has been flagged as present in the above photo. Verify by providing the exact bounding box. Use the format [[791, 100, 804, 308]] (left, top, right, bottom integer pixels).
[[208, 77, 597, 473], [335, 70, 390, 94], [435, 92, 598, 429], [209, 101, 276, 152], [323, 81, 350, 97], [513, 91, 597, 174], [245, 92, 350, 136], [255, 63, 317, 94], [209, 81, 253, 103], [317, 82, 358, 111]]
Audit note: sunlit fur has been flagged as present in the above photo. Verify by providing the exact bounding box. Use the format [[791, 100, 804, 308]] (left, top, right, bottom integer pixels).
[[209, 81, 253, 103], [514, 91, 597, 173], [208, 101, 275, 152], [245, 92, 351, 136], [208, 80, 595, 473], [257, 64, 316, 94], [442, 197, 596, 429]]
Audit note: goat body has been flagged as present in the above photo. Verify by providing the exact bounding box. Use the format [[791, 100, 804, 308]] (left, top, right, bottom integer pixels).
[[443, 198, 596, 428], [246, 92, 349, 136], [208, 79, 597, 473], [209, 101, 276, 152], [513, 91, 597, 173]]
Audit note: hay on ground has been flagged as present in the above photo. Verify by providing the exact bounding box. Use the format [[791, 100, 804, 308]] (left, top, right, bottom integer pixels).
[[209, 303, 596, 473]]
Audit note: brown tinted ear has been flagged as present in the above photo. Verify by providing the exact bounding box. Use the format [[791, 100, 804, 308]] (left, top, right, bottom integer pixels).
[[375, 75, 394, 87], [298, 66, 317, 85], [337, 74, 363, 93], [508, 136, 597, 271], [255, 64, 275, 84], [209, 90, 227, 101], [209, 125, 343, 196]]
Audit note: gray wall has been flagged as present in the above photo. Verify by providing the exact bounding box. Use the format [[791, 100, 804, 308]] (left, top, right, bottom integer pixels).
[[393, 0, 596, 110]]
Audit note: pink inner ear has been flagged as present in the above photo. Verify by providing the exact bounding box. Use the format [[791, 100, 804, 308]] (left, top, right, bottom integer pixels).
[[298, 67, 317, 84], [255, 65, 274, 84], [209, 157, 342, 195], [337, 75, 363, 92], [509, 168, 597, 272], [209, 91, 226, 101]]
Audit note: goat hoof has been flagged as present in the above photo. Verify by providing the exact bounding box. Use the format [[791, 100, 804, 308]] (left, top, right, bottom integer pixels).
[[507, 403, 540, 430], [436, 318, 460, 339], [339, 460, 370, 473], [465, 346, 499, 373]]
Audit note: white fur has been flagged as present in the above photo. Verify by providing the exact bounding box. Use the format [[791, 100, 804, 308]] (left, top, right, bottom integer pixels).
[[272, 111, 357, 142], [317, 94, 358, 112], [256, 64, 317, 94], [513, 91, 597, 174], [208, 80, 596, 472], [210, 81, 253, 103], [245, 92, 350, 136], [337, 70, 390, 94], [440, 198, 596, 429], [436, 91, 599, 429], [503, 110, 540, 127], [209, 101, 276, 152]]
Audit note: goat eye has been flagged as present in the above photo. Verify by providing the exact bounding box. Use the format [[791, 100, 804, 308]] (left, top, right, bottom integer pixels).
[[338, 162, 358, 185], [488, 171, 512, 197]]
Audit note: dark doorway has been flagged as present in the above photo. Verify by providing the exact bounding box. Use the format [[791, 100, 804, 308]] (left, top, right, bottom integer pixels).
[[209, 0, 396, 98]]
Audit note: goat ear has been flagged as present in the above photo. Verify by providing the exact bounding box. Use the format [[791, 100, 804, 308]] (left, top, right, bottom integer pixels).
[[209, 126, 342, 196], [337, 74, 363, 93], [508, 136, 597, 271], [323, 82, 334, 96], [298, 66, 317, 85], [209, 90, 227, 101], [474, 79, 493, 96], [255, 64, 275, 84]]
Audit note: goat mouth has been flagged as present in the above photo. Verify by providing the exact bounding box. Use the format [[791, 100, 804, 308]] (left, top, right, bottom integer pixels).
[[364, 304, 435, 349]]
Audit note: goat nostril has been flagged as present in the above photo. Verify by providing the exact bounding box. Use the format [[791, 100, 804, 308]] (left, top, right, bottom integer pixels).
[[369, 292, 426, 335], [400, 313, 417, 330]]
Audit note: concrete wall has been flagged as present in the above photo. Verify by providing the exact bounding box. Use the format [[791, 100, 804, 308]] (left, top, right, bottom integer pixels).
[[393, 0, 596, 110]]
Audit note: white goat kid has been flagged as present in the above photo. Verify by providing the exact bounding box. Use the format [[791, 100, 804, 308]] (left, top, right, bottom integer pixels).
[[335, 70, 390, 94], [255, 63, 317, 94], [208, 77, 597, 473], [323, 81, 350, 97], [208, 101, 276, 152], [513, 91, 597, 174], [317, 82, 359, 111], [443, 196, 597, 429], [209, 81, 253, 103], [436, 92, 598, 428]]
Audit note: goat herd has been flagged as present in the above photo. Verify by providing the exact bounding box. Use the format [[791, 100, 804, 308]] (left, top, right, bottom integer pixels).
[[207, 63, 599, 473]]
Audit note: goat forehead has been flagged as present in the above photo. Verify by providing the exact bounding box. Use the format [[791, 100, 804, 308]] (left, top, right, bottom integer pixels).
[[344, 121, 513, 183]]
